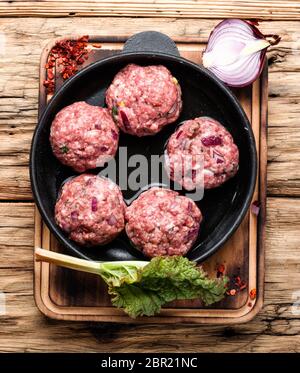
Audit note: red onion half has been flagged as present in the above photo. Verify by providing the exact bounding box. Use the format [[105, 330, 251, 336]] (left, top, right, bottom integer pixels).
[[203, 19, 280, 87]]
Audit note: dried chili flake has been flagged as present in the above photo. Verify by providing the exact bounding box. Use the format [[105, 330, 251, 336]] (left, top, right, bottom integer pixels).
[[43, 35, 89, 94], [77, 57, 84, 65], [248, 302, 252, 307], [92, 43, 102, 48], [226, 289, 237, 296], [47, 70, 54, 80], [216, 264, 225, 278], [43, 79, 54, 93], [224, 272, 248, 298], [239, 283, 247, 291], [234, 275, 247, 291], [235, 275, 241, 284], [249, 288, 257, 300]]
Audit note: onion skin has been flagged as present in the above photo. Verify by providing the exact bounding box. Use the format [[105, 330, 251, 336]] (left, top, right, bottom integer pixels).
[[251, 200, 260, 216], [203, 19, 280, 88]]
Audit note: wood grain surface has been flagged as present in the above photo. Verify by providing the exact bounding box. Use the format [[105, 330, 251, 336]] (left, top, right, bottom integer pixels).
[[0, 2, 299, 352], [1, 199, 300, 352], [1, 1, 300, 20], [0, 17, 299, 199]]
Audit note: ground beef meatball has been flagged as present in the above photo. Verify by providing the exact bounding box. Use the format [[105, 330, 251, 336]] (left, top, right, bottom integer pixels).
[[55, 174, 125, 246], [165, 117, 239, 189], [125, 187, 202, 258], [50, 101, 119, 172], [106, 64, 182, 136]]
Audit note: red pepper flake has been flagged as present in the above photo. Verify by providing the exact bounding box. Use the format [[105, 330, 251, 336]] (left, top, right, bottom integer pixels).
[[235, 275, 241, 284], [92, 43, 102, 48], [249, 288, 257, 300], [77, 57, 84, 65], [248, 302, 252, 307], [216, 264, 225, 277], [224, 272, 248, 298], [43, 35, 89, 94], [234, 275, 247, 291], [226, 289, 237, 296], [43, 79, 55, 93], [47, 70, 54, 80]]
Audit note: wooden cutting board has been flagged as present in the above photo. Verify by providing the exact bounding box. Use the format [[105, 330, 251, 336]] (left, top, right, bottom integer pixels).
[[34, 36, 267, 323]]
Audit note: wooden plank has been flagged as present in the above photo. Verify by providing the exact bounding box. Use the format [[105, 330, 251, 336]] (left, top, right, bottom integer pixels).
[[0, 199, 299, 351], [0, 17, 299, 199], [1, 1, 300, 20], [0, 167, 31, 200]]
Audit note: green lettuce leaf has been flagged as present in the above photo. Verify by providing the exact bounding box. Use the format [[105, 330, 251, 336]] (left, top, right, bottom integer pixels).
[[35, 249, 228, 319], [110, 284, 163, 318], [109, 256, 228, 318], [99, 261, 147, 287]]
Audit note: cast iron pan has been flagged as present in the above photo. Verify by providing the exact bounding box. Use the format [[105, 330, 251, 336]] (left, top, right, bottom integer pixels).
[[30, 31, 257, 263]]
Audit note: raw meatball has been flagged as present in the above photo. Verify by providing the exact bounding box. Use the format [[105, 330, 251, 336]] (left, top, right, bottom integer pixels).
[[50, 101, 119, 172], [165, 117, 239, 189], [106, 64, 182, 136], [55, 174, 125, 246], [125, 187, 202, 258]]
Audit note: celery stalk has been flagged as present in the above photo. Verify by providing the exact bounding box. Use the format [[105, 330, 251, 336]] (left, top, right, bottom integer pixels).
[[35, 248, 148, 287]]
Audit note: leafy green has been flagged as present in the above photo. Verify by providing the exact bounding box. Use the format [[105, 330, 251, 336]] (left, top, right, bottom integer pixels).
[[99, 261, 147, 287], [107, 256, 228, 318], [110, 284, 163, 317], [35, 249, 228, 319], [60, 145, 69, 154], [112, 106, 119, 116]]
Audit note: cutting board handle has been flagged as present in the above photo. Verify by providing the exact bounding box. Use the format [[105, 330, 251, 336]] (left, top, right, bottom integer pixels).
[[122, 31, 180, 57]]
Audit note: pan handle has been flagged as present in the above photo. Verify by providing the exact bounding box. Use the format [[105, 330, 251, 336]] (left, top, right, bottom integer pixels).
[[122, 31, 180, 57]]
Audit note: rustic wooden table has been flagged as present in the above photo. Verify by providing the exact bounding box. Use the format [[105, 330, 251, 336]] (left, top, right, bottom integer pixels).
[[0, 1, 300, 352]]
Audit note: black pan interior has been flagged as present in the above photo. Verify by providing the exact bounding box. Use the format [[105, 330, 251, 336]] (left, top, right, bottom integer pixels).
[[30, 52, 257, 262]]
